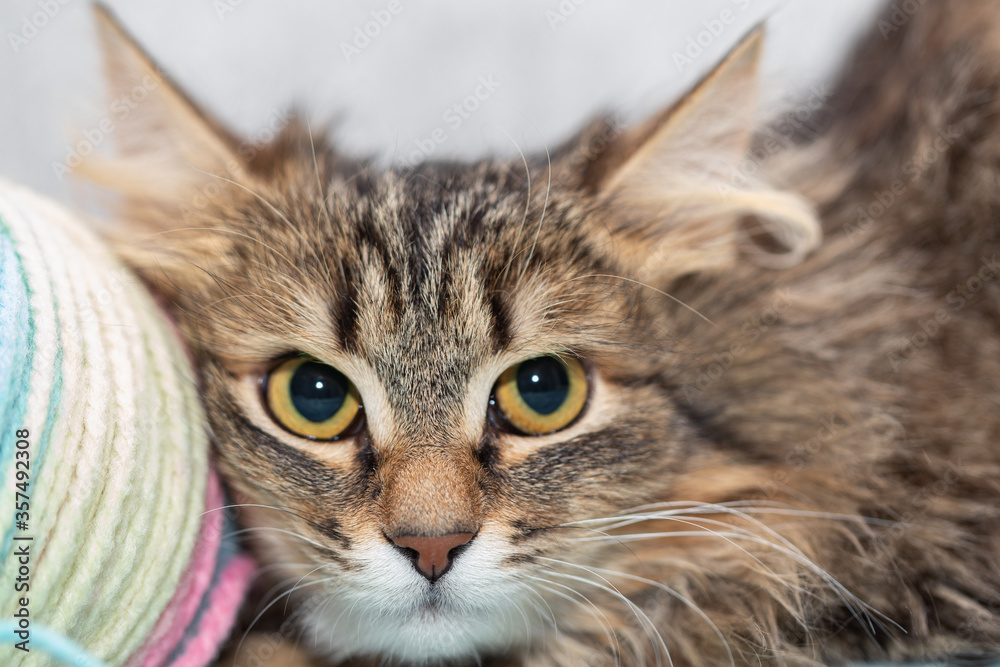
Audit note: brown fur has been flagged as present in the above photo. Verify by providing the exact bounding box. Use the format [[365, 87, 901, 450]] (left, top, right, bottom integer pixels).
[[85, 2, 1000, 665]]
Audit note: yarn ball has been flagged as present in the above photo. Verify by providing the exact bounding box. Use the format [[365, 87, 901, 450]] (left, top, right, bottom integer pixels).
[[0, 179, 254, 667]]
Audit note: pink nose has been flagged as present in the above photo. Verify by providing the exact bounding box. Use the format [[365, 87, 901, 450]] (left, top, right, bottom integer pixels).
[[389, 532, 476, 582]]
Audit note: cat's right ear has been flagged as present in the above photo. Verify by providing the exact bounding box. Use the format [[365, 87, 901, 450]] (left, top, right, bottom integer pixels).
[[82, 4, 248, 218], [567, 29, 821, 281]]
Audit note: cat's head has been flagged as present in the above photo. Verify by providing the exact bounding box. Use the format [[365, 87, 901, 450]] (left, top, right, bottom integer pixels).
[[88, 7, 821, 663]]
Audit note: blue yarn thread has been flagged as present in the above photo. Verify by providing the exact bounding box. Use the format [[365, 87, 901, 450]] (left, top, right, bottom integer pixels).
[[0, 622, 108, 667]]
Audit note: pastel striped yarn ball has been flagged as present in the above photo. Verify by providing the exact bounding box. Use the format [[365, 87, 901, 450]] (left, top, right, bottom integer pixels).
[[0, 179, 253, 666]]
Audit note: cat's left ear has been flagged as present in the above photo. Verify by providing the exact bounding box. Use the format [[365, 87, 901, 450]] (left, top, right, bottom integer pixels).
[[80, 5, 264, 298], [81, 4, 249, 209], [572, 29, 820, 279]]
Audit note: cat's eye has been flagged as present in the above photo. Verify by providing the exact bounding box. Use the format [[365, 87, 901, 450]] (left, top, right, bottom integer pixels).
[[265, 357, 362, 440], [492, 355, 588, 435]]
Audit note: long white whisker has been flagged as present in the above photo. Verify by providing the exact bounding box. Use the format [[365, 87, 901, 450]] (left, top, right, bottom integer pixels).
[[518, 139, 552, 282], [539, 559, 672, 667], [585, 565, 734, 667], [573, 517, 897, 640], [598, 499, 899, 529], [143, 226, 302, 275], [254, 562, 328, 605], [518, 585, 563, 654], [564, 272, 717, 327], [236, 575, 334, 663], [623, 505, 900, 638], [206, 502, 337, 538], [226, 525, 334, 555], [523, 574, 622, 664], [497, 129, 532, 284], [304, 118, 333, 230]]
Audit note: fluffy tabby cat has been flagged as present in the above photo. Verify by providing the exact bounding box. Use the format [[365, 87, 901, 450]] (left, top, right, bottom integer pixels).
[[84, 2, 1000, 665]]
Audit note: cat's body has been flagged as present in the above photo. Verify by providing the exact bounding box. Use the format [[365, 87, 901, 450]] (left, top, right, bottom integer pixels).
[[88, 2, 999, 665]]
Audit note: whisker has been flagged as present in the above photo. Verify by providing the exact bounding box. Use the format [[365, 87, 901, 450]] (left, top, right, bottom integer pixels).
[[497, 129, 533, 285], [205, 502, 344, 544], [539, 558, 672, 667], [618, 504, 900, 637], [518, 586, 561, 652], [585, 564, 735, 667], [141, 226, 303, 276], [524, 575, 621, 667], [227, 525, 338, 558], [193, 168, 305, 244], [518, 139, 552, 283], [256, 573, 315, 618], [571, 514, 898, 641], [236, 575, 334, 664], [304, 118, 333, 231], [564, 272, 717, 327], [321, 596, 359, 654], [613, 499, 900, 528], [507, 584, 536, 651], [573, 514, 787, 591]]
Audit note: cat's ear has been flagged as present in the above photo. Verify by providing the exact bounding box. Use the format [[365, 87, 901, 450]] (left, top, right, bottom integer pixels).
[[81, 5, 258, 297], [574, 29, 820, 279], [82, 4, 248, 215]]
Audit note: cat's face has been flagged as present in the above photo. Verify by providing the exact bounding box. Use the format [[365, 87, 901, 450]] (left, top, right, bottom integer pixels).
[[90, 9, 821, 664], [188, 163, 690, 661]]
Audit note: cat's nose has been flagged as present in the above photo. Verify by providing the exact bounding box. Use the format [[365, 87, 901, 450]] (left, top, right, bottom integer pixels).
[[388, 532, 476, 582]]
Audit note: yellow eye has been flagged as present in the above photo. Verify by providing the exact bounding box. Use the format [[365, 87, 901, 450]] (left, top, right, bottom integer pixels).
[[266, 357, 362, 440], [493, 355, 588, 435]]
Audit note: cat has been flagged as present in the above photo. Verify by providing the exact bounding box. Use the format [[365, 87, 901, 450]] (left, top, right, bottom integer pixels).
[[83, 2, 1000, 666]]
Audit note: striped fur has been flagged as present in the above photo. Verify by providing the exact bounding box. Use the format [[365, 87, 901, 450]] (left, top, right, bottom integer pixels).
[[90, 3, 1000, 665]]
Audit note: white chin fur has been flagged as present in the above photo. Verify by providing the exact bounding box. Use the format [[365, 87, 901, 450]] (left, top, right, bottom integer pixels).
[[301, 532, 536, 663]]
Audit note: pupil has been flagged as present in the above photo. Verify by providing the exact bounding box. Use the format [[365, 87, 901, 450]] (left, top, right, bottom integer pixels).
[[289, 362, 347, 422], [516, 357, 569, 415]]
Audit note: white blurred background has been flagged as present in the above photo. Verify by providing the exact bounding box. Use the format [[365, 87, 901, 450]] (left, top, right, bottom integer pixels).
[[0, 0, 886, 204]]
